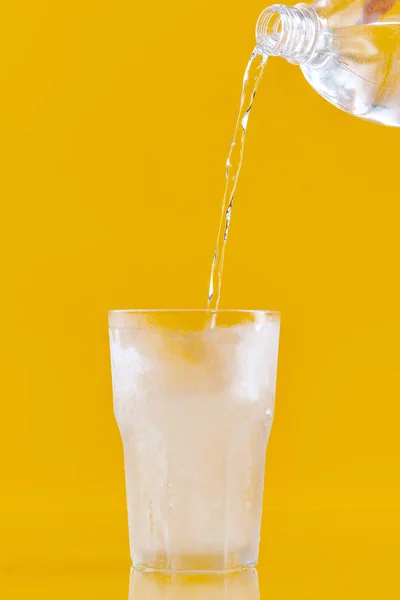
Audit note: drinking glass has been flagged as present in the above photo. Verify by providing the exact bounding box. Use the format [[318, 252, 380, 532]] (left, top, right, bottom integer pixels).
[[109, 309, 280, 571]]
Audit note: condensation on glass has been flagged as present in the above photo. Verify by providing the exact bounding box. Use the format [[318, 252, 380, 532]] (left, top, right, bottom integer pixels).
[[109, 309, 280, 572]]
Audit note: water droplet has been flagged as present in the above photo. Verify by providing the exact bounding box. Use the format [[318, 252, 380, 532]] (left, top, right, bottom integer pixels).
[[148, 501, 154, 535], [241, 111, 249, 131]]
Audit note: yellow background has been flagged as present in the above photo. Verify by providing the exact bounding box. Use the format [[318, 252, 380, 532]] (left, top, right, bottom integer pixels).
[[1, 0, 400, 597]]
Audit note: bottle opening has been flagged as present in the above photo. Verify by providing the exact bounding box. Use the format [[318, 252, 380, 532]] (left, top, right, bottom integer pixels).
[[265, 11, 283, 38], [256, 3, 320, 64]]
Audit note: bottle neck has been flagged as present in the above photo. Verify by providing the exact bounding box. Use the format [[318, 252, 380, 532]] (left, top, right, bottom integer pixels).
[[256, 3, 320, 64]]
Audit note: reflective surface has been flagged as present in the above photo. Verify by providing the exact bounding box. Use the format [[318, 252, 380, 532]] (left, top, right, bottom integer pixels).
[[0, 536, 399, 600], [1, 510, 400, 599]]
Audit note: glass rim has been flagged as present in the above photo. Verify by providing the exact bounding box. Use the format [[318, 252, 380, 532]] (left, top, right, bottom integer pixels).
[[108, 308, 280, 315]]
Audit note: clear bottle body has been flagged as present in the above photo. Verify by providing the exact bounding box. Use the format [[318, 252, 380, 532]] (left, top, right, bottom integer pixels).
[[256, 0, 400, 126]]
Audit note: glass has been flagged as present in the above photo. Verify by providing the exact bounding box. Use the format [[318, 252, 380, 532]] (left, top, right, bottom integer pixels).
[[129, 568, 260, 600], [109, 309, 280, 572]]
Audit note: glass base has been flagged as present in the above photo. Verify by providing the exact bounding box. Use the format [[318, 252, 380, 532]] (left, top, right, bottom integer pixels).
[[129, 566, 261, 600], [132, 552, 257, 573]]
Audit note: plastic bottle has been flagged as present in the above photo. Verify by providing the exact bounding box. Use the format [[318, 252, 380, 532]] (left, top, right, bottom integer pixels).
[[256, 0, 400, 126]]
